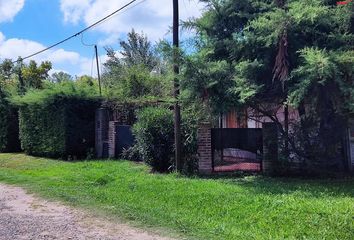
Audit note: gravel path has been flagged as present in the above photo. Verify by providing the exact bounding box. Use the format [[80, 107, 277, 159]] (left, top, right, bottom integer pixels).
[[0, 183, 173, 240]]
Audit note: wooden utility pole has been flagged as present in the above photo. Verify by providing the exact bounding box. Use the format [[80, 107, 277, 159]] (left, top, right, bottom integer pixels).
[[17, 57, 25, 96], [94, 45, 102, 96], [173, 0, 182, 172]]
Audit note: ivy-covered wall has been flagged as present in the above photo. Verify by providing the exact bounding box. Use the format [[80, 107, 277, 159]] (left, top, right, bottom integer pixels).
[[19, 98, 98, 159]]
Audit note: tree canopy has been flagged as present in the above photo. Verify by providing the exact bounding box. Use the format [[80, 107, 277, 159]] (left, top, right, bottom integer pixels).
[[183, 0, 354, 171]]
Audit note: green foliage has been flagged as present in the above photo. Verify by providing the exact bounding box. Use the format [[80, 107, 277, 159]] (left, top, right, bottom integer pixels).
[[0, 89, 20, 152], [14, 82, 99, 159], [0, 59, 18, 95], [233, 60, 264, 103], [182, 51, 238, 114], [288, 48, 338, 107], [102, 29, 170, 101], [0, 90, 10, 151], [186, 0, 354, 171], [119, 29, 158, 70], [12, 81, 99, 106], [18, 102, 66, 157], [133, 107, 174, 172], [50, 71, 73, 83], [180, 103, 207, 175], [103, 64, 170, 100], [0, 154, 353, 240], [21, 60, 52, 89]]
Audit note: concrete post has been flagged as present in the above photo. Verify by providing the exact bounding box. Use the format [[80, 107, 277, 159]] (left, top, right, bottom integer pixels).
[[95, 108, 109, 158], [108, 121, 119, 158]]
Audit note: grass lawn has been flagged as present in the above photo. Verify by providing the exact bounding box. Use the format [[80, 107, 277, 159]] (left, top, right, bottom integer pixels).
[[0, 153, 353, 240]]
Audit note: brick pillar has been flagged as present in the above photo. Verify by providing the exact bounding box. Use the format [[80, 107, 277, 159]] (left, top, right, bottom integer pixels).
[[198, 122, 213, 174], [262, 122, 279, 175], [108, 121, 119, 158], [95, 108, 109, 158]]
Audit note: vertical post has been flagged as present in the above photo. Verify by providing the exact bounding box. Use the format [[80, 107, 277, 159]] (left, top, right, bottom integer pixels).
[[173, 0, 182, 172], [262, 122, 279, 176], [17, 57, 25, 96], [95, 108, 109, 158], [95, 45, 102, 96], [220, 112, 224, 164], [108, 121, 118, 158], [284, 104, 289, 157]]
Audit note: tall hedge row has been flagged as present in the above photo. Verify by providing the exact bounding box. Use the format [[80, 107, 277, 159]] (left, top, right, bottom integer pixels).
[[0, 91, 21, 152], [18, 98, 98, 159]]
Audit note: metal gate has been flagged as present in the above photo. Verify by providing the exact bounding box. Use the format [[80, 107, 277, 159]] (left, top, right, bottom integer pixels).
[[211, 128, 263, 172], [115, 125, 135, 157]]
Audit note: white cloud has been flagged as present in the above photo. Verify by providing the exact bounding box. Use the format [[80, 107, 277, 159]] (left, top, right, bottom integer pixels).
[[0, 0, 25, 23], [47, 49, 81, 65], [0, 32, 93, 76], [60, 0, 92, 24], [0, 32, 5, 43], [60, 0, 205, 42]]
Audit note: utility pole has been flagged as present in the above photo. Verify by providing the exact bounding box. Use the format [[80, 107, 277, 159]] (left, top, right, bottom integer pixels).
[[17, 57, 25, 96], [173, 0, 182, 172], [94, 45, 102, 96]]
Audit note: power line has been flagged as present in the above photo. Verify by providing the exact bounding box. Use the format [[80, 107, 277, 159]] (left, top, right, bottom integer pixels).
[[12, 0, 140, 63]]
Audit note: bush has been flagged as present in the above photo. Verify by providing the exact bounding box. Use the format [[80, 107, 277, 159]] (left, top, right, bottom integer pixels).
[[13, 83, 99, 159], [121, 145, 141, 162], [181, 105, 203, 175], [0, 90, 20, 152], [133, 107, 174, 172]]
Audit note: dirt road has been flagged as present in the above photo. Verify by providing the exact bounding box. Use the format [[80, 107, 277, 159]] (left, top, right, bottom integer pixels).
[[0, 183, 173, 240]]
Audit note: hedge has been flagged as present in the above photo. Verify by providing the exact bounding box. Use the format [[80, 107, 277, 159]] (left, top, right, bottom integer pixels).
[[18, 97, 98, 159], [13, 83, 100, 159], [0, 91, 21, 152]]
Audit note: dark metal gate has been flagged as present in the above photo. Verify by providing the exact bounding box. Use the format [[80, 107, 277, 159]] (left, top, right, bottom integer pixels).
[[211, 128, 263, 172], [115, 125, 135, 157]]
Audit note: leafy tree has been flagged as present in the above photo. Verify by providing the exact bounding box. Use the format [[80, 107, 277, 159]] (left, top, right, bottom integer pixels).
[[186, 0, 354, 172], [120, 29, 158, 70], [50, 71, 73, 83], [102, 30, 169, 100], [0, 59, 14, 81], [22, 60, 52, 89]]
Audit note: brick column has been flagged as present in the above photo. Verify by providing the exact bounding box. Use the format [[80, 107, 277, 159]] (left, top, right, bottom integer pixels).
[[262, 122, 279, 175], [198, 122, 213, 174], [108, 121, 119, 158]]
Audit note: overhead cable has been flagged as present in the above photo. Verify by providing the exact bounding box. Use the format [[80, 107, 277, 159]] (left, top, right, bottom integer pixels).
[[13, 0, 140, 63]]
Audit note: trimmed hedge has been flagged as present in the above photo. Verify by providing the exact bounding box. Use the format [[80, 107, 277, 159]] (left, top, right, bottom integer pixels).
[[13, 83, 100, 159], [18, 97, 98, 159], [0, 91, 21, 152]]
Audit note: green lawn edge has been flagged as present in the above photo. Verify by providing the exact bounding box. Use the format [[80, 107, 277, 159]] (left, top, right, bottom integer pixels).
[[0, 153, 353, 240]]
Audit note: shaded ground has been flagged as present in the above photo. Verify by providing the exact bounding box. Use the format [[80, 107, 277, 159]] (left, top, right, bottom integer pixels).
[[0, 183, 172, 240]]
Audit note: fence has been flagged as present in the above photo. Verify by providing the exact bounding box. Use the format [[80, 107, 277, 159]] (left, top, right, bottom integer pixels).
[[211, 128, 263, 172], [198, 122, 278, 175]]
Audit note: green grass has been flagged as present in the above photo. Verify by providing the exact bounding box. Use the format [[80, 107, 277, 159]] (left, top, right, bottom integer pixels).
[[0, 153, 353, 240]]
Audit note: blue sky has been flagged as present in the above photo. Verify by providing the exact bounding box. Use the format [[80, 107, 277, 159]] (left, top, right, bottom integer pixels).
[[0, 0, 204, 76]]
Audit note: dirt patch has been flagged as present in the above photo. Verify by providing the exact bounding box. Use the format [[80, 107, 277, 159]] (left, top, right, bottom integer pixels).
[[0, 183, 174, 240]]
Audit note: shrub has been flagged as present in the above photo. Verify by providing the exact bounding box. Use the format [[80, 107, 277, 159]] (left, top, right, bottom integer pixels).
[[133, 107, 174, 172], [13, 83, 99, 159], [0, 90, 20, 152], [181, 105, 203, 175], [121, 145, 141, 162]]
